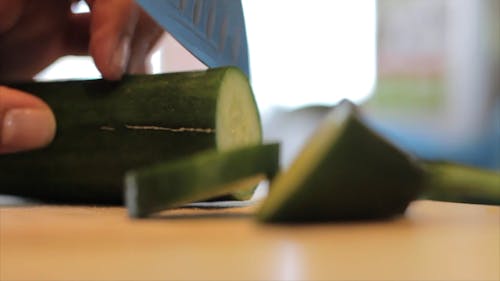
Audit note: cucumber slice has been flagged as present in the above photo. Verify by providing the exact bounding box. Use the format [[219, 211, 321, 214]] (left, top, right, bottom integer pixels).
[[0, 67, 261, 203], [258, 100, 425, 222], [126, 143, 280, 218]]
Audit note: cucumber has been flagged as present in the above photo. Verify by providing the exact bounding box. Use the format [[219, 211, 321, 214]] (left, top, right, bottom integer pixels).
[[421, 162, 500, 205], [258, 100, 425, 222], [0, 67, 262, 204], [126, 143, 280, 218]]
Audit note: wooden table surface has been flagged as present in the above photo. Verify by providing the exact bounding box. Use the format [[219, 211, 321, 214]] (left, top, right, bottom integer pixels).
[[1, 200, 499, 281]]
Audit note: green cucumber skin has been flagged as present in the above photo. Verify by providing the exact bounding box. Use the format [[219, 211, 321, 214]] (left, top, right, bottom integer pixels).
[[0, 67, 258, 204], [422, 162, 500, 205], [126, 143, 280, 218], [259, 102, 425, 222], [0, 130, 214, 203]]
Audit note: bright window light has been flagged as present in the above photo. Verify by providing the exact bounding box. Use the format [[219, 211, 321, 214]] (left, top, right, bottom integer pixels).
[[71, 0, 90, 14], [35, 56, 100, 81], [242, 0, 377, 112]]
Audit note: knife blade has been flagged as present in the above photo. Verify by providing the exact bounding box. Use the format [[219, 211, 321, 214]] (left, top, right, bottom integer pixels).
[[136, 0, 250, 77]]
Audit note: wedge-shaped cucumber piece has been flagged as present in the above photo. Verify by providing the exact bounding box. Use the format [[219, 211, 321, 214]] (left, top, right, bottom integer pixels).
[[258, 100, 425, 222], [0, 67, 261, 203], [126, 143, 280, 218]]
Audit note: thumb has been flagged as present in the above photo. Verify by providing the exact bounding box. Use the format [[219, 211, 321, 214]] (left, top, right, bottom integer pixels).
[[0, 86, 56, 154]]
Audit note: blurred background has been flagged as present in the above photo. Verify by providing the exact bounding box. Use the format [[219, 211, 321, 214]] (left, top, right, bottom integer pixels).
[[38, 0, 499, 170], [366, 0, 499, 170]]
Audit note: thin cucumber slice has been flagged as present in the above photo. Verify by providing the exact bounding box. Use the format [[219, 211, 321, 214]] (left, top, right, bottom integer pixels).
[[126, 143, 280, 218]]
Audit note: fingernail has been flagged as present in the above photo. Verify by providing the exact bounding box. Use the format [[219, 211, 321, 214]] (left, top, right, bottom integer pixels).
[[110, 36, 131, 79], [1, 108, 56, 153]]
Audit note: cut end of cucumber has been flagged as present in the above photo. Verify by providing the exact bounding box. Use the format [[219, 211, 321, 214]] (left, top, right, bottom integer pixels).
[[216, 68, 262, 150], [125, 172, 142, 217], [258, 100, 425, 223], [214, 67, 263, 200], [259, 101, 352, 217]]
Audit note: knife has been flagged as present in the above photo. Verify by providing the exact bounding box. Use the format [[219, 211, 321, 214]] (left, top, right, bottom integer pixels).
[[136, 0, 250, 77]]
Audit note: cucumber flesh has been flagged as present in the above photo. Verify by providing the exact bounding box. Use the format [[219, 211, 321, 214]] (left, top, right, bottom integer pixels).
[[258, 100, 425, 222], [0, 67, 261, 203], [216, 69, 262, 151], [126, 143, 280, 218]]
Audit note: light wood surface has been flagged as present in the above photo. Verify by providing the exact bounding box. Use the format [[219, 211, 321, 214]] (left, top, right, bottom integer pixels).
[[1, 200, 499, 281]]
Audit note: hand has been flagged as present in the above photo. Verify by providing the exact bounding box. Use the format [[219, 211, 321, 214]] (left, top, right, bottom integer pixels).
[[0, 0, 163, 154]]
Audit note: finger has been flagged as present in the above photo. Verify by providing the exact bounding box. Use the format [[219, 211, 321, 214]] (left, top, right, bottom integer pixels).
[[127, 11, 163, 74], [64, 12, 91, 56], [0, 0, 26, 33], [88, 0, 139, 80], [0, 86, 56, 154]]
